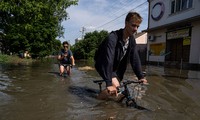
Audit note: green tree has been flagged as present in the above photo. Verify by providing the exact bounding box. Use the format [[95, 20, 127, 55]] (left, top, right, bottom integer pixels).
[[0, 0, 78, 57], [72, 30, 108, 60]]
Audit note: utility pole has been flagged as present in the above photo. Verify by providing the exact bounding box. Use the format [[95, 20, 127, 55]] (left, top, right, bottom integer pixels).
[[68, 40, 70, 47], [80, 27, 86, 40]]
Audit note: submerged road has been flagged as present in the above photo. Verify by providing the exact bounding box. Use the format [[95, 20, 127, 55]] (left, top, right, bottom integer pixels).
[[0, 60, 200, 120]]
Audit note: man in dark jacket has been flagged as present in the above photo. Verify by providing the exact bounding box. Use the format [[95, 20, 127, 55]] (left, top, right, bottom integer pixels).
[[94, 12, 147, 99]]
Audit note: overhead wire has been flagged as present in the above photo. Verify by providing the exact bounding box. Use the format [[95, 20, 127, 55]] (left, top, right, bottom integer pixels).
[[62, 0, 148, 43], [62, 0, 128, 39], [95, 1, 148, 30], [110, 0, 138, 17], [101, 0, 146, 30], [102, 1, 148, 31], [105, 0, 130, 17]]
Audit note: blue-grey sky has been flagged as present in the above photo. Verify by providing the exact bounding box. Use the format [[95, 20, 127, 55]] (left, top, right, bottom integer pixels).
[[60, 0, 148, 45]]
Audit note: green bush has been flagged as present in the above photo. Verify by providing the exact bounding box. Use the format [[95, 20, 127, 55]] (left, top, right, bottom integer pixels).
[[0, 54, 9, 62]]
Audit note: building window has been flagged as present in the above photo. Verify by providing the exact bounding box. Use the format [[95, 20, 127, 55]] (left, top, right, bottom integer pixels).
[[171, 0, 193, 14], [176, 0, 181, 12], [188, 0, 193, 8], [171, 0, 175, 13], [182, 0, 188, 9]]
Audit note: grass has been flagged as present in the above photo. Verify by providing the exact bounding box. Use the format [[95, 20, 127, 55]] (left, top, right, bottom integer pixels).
[[0, 54, 33, 65]]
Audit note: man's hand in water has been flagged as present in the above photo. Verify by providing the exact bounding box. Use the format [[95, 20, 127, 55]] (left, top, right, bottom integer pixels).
[[139, 79, 148, 84], [107, 77, 120, 96], [107, 86, 118, 96]]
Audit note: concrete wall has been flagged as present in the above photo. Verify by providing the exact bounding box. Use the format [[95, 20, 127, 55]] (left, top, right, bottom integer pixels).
[[190, 21, 200, 64], [136, 33, 147, 44], [149, 0, 200, 29], [148, 29, 167, 62]]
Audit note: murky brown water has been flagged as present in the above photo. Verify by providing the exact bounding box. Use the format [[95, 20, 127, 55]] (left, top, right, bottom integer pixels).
[[1, 59, 200, 120]]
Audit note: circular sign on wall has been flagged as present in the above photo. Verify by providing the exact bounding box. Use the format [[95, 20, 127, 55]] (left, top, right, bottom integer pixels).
[[151, 2, 165, 21]]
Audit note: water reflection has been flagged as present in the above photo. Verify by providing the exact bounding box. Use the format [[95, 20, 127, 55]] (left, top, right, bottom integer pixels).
[[0, 61, 200, 120]]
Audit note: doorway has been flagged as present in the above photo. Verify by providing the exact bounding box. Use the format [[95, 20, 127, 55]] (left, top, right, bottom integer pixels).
[[165, 38, 190, 62]]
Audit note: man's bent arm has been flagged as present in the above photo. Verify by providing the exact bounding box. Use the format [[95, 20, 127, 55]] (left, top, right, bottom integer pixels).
[[96, 32, 118, 87]]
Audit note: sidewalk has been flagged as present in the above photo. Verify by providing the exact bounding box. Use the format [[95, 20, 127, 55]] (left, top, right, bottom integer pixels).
[[145, 65, 200, 80]]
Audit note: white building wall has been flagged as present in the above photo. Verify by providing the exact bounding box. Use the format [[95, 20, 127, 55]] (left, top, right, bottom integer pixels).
[[136, 33, 147, 44], [190, 21, 200, 64], [149, 0, 200, 29], [148, 0, 200, 68], [148, 29, 166, 62]]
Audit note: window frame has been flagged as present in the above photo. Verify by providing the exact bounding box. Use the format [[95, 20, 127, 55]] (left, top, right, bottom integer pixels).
[[170, 0, 193, 14]]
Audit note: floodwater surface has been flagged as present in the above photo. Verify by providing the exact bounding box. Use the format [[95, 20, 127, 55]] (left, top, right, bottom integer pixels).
[[0, 60, 200, 120]]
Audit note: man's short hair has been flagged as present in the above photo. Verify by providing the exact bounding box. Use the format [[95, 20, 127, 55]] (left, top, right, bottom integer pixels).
[[125, 12, 143, 23]]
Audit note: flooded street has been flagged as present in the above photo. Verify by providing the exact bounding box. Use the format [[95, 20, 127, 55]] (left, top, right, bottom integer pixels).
[[1, 60, 200, 120]]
